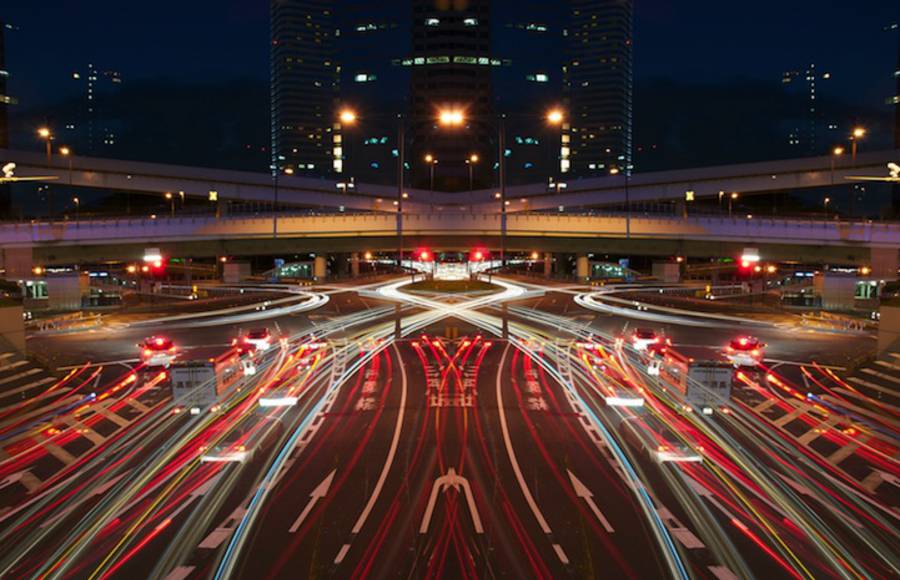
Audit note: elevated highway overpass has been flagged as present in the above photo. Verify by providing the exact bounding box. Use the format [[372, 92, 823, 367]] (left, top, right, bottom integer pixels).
[[1, 212, 896, 272], [2, 148, 898, 213]]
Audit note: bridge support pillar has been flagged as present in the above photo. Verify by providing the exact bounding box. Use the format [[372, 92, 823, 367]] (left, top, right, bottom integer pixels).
[[351, 252, 360, 277], [0, 247, 33, 280], [543, 253, 552, 277], [313, 256, 327, 280], [576, 255, 590, 281], [870, 247, 898, 281]]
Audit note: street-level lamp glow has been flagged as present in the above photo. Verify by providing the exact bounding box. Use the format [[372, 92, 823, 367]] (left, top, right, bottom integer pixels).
[[438, 109, 464, 127], [59, 146, 71, 156], [37, 127, 51, 139], [72, 196, 79, 205], [401, 192, 409, 199], [494, 192, 502, 199], [730, 192, 739, 200], [469, 153, 479, 163], [609, 167, 620, 175], [852, 127, 866, 139], [32, 266, 44, 275], [339, 109, 357, 124], [474, 250, 484, 261], [860, 266, 871, 276], [425, 154, 436, 164], [833, 146, 844, 156], [531, 251, 540, 260], [284, 167, 294, 175], [766, 265, 777, 274], [126, 264, 137, 274], [364, 251, 373, 260], [164, 192, 173, 200], [546, 109, 564, 125]]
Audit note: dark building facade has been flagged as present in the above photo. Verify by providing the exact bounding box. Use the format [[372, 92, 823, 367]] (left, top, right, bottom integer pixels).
[[565, 0, 633, 176], [408, 0, 494, 189], [333, 4, 409, 185], [0, 22, 11, 150], [270, 0, 338, 176], [0, 22, 13, 218], [64, 64, 123, 156], [493, 2, 566, 185]]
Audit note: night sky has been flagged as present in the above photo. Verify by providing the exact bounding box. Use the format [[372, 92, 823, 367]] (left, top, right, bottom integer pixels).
[[4, 1, 897, 110]]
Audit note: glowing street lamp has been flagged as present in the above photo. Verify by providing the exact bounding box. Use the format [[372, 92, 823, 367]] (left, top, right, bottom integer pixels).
[[850, 126, 865, 164], [466, 153, 479, 191], [546, 109, 564, 125], [438, 109, 465, 127], [164, 192, 175, 217], [424, 154, 438, 190], [339, 109, 358, 125]]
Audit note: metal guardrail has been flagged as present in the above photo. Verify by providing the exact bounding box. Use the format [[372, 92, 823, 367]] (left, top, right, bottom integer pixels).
[[1, 212, 899, 248]]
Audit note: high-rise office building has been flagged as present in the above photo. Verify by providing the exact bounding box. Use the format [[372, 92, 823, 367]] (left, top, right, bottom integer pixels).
[[408, 0, 494, 189], [0, 22, 14, 219], [782, 64, 835, 156], [333, 4, 409, 184], [270, 0, 338, 176], [493, 3, 566, 185], [0, 22, 12, 151], [67, 64, 122, 155], [565, 0, 633, 176]]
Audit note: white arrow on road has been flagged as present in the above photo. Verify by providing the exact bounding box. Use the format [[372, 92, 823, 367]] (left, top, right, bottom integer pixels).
[[568, 470, 614, 533], [420, 468, 484, 534], [289, 470, 336, 533]]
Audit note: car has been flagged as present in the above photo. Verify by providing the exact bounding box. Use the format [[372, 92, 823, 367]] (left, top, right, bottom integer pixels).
[[138, 336, 177, 368], [243, 328, 272, 352], [620, 418, 703, 464], [200, 428, 253, 463], [649, 425, 704, 464], [724, 336, 765, 368], [630, 328, 669, 355]]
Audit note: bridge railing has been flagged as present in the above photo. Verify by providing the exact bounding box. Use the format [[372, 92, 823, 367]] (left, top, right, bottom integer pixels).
[[1, 212, 899, 248]]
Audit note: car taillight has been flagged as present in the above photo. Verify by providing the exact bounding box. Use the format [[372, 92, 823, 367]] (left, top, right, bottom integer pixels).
[[143, 349, 152, 357], [751, 349, 760, 357]]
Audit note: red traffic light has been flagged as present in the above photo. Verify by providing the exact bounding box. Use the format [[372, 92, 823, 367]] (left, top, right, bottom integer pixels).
[[418, 249, 431, 261]]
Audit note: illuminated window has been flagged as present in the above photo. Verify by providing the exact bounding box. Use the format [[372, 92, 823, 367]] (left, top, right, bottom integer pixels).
[[464, 18, 478, 26], [426, 18, 440, 26]]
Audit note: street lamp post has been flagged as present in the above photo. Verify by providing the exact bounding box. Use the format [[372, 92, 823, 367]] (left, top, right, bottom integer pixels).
[[165, 192, 174, 217], [610, 166, 630, 238], [425, 154, 437, 190], [831, 146, 844, 216], [850, 127, 865, 165], [729, 192, 739, 218], [436, 108, 564, 267], [498, 115, 507, 265], [338, 109, 407, 267], [37, 128, 53, 216], [73, 197, 80, 222], [466, 153, 479, 191]]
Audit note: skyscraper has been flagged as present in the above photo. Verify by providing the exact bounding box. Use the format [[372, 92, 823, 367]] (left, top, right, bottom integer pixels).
[[0, 22, 14, 219], [333, 4, 409, 184], [782, 64, 834, 156], [565, 0, 633, 176], [270, 0, 338, 176], [0, 22, 12, 151], [67, 64, 122, 155], [408, 0, 494, 189]]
